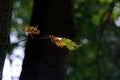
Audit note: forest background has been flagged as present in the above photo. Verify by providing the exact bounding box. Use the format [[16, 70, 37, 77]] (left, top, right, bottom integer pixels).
[[2, 0, 120, 80]]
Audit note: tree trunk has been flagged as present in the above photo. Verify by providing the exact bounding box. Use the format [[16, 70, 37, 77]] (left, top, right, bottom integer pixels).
[[20, 0, 75, 80], [0, 0, 13, 80]]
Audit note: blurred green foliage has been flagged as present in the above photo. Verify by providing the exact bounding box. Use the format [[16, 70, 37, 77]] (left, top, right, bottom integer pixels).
[[11, 0, 33, 38], [11, 0, 120, 80], [68, 0, 120, 80]]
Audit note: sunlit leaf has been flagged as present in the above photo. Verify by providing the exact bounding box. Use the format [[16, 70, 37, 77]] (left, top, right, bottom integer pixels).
[[49, 35, 82, 50], [23, 26, 40, 34], [49, 35, 65, 48], [62, 38, 77, 50]]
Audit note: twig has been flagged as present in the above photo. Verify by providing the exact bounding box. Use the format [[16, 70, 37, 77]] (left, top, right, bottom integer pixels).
[[0, 35, 51, 47], [10, 38, 28, 46]]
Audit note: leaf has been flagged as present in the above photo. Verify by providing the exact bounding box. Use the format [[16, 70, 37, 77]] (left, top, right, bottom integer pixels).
[[23, 26, 40, 34], [49, 35, 82, 50], [49, 35, 66, 48], [62, 38, 76, 50]]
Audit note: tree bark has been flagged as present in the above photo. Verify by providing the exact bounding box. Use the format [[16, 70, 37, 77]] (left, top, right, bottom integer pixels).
[[20, 0, 75, 80], [0, 0, 13, 80]]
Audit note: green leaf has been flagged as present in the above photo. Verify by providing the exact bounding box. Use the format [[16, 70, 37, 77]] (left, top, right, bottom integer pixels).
[[63, 38, 76, 50]]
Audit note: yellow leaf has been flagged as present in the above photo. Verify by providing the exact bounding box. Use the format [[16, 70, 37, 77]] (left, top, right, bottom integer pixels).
[[23, 26, 40, 34], [49, 35, 66, 48]]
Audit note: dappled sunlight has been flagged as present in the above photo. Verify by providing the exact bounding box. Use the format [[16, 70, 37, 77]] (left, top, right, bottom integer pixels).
[[3, 32, 25, 80], [115, 16, 120, 27]]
